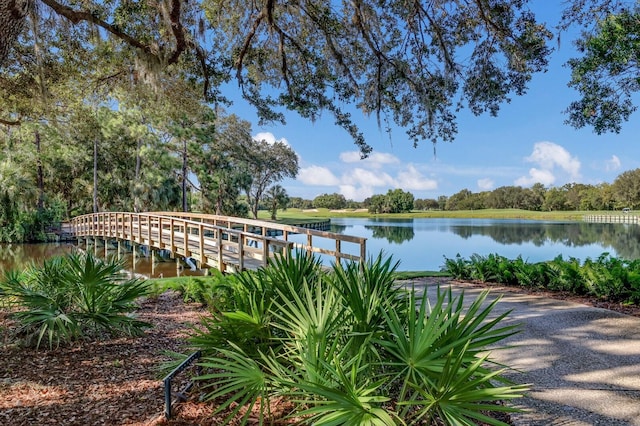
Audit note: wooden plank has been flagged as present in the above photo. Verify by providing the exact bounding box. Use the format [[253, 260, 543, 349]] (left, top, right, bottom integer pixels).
[[68, 212, 367, 272]]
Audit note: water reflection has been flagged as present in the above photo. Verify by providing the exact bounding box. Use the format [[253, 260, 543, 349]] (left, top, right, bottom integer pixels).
[[329, 218, 639, 271], [0, 243, 74, 272], [364, 225, 415, 244], [0, 243, 204, 278], [3, 219, 640, 273], [447, 221, 640, 255]]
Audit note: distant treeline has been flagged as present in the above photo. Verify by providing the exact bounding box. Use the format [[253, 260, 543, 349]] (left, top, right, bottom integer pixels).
[[292, 170, 640, 213]]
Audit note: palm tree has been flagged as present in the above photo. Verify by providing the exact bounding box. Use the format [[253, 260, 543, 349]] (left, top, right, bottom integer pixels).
[[265, 185, 289, 220]]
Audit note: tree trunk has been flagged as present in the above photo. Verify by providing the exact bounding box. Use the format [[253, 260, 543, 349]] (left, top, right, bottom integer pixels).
[[181, 138, 188, 212], [93, 138, 98, 213], [134, 137, 141, 212], [0, 0, 31, 67], [34, 129, 44, 210], [215, 185, 223, 215]]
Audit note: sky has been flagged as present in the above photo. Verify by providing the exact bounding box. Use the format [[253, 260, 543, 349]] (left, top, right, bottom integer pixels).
[[223, 3, 640, 202]]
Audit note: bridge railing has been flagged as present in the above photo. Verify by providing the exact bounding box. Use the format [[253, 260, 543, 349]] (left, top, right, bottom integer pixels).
[[151, 212, 367, 263], [70, 212, 367, 271], [583, 214, 640, 224]]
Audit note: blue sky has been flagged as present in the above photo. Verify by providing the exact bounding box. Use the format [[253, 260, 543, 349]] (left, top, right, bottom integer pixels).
[[224, 3, 640, 202]]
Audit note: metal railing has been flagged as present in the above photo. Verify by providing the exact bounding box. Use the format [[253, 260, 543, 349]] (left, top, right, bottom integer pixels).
[[162, 351, 201, 419]]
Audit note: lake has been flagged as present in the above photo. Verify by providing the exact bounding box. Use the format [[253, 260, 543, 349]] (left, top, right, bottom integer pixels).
[[0, 243, 204, 279], [317, 218, 640, 271], [2, 218, 638, 274]]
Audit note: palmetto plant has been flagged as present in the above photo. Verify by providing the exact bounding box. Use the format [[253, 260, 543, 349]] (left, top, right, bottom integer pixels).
[[442, 254, 472, 280], [445, 252, 640, 304], [377, 287, 524, 424], [188, 252, 527, 425], [0, 252, 150, 348]]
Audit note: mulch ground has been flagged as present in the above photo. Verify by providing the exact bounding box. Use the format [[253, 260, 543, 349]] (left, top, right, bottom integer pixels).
[[0, 291, 205, 426], [1, 281, 638, 426]]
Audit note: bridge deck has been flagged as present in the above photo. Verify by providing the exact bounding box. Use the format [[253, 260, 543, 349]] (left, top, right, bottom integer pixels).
[[70, 212, 367, 272]]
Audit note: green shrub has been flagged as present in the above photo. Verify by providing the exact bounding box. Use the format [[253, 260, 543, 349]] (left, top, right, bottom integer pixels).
[[0, 252, 150, 348], [442, 254, 472, 279], [187, 252, 527, 425], [444, 252, 640, 304], [547, 255, 584, 293]]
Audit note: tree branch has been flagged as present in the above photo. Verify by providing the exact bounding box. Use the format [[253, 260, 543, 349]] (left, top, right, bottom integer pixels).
[[40, 0, 151, 53], [236, 8, 266, 82], [0, 117, 21, 125], [166, 0, 186, 65]]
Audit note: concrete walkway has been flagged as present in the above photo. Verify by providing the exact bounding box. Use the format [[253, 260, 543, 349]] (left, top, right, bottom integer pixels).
[[414, 281, 640, 425]]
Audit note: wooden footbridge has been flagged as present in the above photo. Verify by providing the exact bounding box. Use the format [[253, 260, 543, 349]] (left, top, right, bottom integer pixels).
[[70, 212, 367, 273]]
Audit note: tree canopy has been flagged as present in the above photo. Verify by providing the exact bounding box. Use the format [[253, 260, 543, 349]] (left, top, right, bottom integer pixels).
[[1, 0, 558, 153], [565, 4, 640, 133]]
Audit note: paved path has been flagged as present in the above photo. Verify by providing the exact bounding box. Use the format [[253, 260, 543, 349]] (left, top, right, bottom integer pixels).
[[412, 281, 640, 425]]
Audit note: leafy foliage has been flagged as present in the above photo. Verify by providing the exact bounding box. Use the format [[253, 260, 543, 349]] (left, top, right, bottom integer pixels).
[[443, 252, 640, 304], [566, 7, 640, 134], [3, 0, 555, 157], [184, 252, 527, 425], [0, 252, 150, 348]]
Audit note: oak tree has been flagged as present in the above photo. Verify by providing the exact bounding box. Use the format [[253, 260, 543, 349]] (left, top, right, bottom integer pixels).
[[565, 4, 640, 133], [3, 0, 554, 153]]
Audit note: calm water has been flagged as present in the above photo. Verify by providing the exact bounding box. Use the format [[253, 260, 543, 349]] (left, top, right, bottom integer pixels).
[[292, 218, 640, 271], [0, 243, 204, 278], [2, 218, 639, 274]]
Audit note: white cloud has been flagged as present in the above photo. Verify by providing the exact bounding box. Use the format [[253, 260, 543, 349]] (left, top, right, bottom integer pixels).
[[343, 167, 396, 187], [606, 155, 621, 172], [339, 151, 362, 163], [477, 178, 495, 191], [339, 151, 399, 168], [298, 166, 340, 186], [294, 150, 442, 201], [524, 141, 581, 179], [396, 165, 438, 191], [339, 184, 374, 201], [515, 141, 581, 187], [515, 168, 556, 186], [253, 131, 289, 146]]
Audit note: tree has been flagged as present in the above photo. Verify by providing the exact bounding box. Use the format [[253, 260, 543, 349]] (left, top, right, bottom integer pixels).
[[437, 195, 448, 210], [445, 189, 474, 211], [265, 185, 289, 220], [612, 168, 640, 210], [565, 6, 640, 134], [242, 138, 299, 219], [542, 187, 568, 211], [367, 189, 414, 213], [414, 198, 439, 211], [313, 193, 347, 210], [0, 0, 30, 66], [192, 112, 252, 216], [386, 189, 414, 213], [3, 0, 554, 153], [288, 197, 313, 210], [367, 194, 389, 214]]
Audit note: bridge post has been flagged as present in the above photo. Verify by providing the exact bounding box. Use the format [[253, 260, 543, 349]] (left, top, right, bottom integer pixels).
[[216, 230, 224, 272], [238, 234, 244, 271], [132, 242, 137, 266]]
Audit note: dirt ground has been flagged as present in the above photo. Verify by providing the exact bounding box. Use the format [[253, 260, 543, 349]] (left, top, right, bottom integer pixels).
[[0, 291, 205, 426], [1, 281, 638, 426]]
